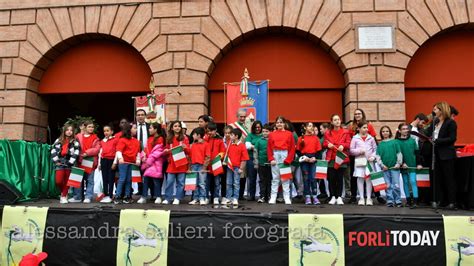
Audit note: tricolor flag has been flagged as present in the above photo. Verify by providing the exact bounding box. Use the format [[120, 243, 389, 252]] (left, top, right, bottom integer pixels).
[[67, 167, 84, 188], [364, 163, 374, 179], [416, 168, 430, 187], [131, 164, 142, 183], [80, 156, 94, 174], [370, 171, 387, 192], [279, 163, 292, 181], [334, 151, 347, 169], [315, 160, 328, 179], [223, 154, 234, 171], [171, 145, 187, 167], [185, 173, 197, 191], [211, 155, 224, 176]]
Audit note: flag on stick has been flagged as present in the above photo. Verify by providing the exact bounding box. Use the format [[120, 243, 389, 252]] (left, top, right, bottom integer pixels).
[[279, 163, 292, 181], [416, 168, 430, 187], [185, 172, 197, 191], [315, 160, 328, 179], [80, 156, 94, 174], [67, 167, 84, 188], [171, 145, 187, 167], [131, 164, 142, 183], [211, 155, 224, 175], [334, 151, 347, 169], [370, 171, 387, 192]]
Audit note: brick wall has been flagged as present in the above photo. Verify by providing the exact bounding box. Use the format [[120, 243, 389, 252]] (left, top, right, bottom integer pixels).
[[0, 0, 472, 141]]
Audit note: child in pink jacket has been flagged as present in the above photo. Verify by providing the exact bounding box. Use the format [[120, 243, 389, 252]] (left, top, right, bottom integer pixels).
[[350, 121, 378, 206], [138, 143, 165, 204]]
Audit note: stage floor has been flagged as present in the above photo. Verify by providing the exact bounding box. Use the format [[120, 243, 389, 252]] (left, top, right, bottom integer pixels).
[[16, 197, 472, 216]]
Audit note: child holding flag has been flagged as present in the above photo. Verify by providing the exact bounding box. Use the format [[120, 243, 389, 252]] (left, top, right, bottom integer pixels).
[[221, 128, 249, 206], [297, 122, 322, 205], [376, 126, 403, 207], [255, 124, 272, 203], [207, 122, 226, 205], [97, 124, 118, 203], [51, 124, 81, 204], [138, 122, 166, 204], [188, 127, 211, 205], [396, 123, 423, 208], [350, 121, 378, 206], [114, 124, 141, 204], [70, 120, 100, 203], [268, 116, 296, 205], [323, 114, 351, 205], [163, 121, 190, 205]]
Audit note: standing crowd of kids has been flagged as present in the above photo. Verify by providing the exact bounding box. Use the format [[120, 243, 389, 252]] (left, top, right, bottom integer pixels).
[[51, 101, 459, 209]]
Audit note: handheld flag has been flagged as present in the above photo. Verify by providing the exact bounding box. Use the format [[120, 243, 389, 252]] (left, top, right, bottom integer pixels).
[[80, 156, 94, 174], [131, 164, 142, 183], [315, 160, 328, 179], [364, 163, 374, 179], [185, 172, 197, 191], [334, 151, 347, 169], [279, 163, 292, 181], [223, 153, 234, 171], [171, 145, 187, 167], [211, 155, 224, 175], [67, 167, 84, 188], [416, 168, 430, 187], [370, 171, 387, 192]]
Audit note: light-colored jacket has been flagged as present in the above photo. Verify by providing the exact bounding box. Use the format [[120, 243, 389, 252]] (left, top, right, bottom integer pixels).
[[350, 134, 377, 177]]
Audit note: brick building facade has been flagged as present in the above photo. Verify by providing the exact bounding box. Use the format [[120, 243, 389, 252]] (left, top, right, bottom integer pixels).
[[0, 0, 472, 142]]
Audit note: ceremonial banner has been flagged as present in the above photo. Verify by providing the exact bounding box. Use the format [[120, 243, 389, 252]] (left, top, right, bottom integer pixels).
[[443, 216, 474, 266], [117, 209, 170, 266], [225, 80, 268, 124], [134, 93, 166, 124], [289, 214, 345, 266], [1, 206, 49, 266]]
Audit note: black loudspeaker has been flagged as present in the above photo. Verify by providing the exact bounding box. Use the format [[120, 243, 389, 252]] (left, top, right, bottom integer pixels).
[[0, 180, 23, 205]]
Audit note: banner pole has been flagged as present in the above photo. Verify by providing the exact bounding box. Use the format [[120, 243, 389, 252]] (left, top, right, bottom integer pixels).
[[267, 79, 270, 123], [223, 82, 227, 125]]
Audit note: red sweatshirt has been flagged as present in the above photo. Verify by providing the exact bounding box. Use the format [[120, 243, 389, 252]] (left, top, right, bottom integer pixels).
[[323, 128, 351, 164], [166, 135, 190, 173], [267, 129, 296, 165], [100, 136, 119, 159], [116, 137, 140, 163], [297, 135, 322, 154]]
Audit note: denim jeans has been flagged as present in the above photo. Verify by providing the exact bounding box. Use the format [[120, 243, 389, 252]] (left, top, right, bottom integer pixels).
[[191, 164, 207, 201], [226, 167, 241, 200], [402, 170, 418, 198], [115, 163, 132, 198], [383, 169, 401, 204], [270, 150, 291, 199], [300, 153, 318, 197], [165, 173, 186, 201], [73, 170, 95, 200], [142, 176, 163, 198], [246, 159, 258, 199], [206, 173, 221, 199]]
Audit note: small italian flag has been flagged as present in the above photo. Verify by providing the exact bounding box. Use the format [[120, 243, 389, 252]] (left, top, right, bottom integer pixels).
[[370, 171, 387, 192], [223, 154, 233, 171], [279, 163, 292, 181], [81, 156, 94, 174], [67, 167, 84, 188], [211, 155, 224, 175], [131, 164, 142, 183], [334, 151, 347, 169], [315, 160, 328, 179], [364, 163, 374, 179], [416, 168, 430, 187], [171, 145, 187, 167], [185, 172, 197, 191]]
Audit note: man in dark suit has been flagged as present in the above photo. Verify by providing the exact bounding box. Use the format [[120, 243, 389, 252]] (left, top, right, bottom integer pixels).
[[136, 109, 151, 197]]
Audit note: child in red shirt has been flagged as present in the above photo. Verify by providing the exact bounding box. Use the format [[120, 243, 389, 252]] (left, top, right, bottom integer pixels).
[[297, 122, 322, 205], [97, 124, 118, 203], [207, 122, 225, 205], [188, 127, 210, 205], [114, 124, 141, 204], [221, 128, 249, 206]]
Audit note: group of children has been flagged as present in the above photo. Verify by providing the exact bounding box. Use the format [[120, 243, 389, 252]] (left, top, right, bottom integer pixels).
[[51, 114, 422, 207]]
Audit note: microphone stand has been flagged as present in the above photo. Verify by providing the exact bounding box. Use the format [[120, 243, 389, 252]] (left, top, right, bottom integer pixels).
[[431, 119, 438, 212]]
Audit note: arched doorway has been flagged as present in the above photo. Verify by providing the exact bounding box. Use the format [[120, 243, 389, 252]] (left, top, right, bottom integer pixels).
[[405, 28, 474, 145], [38, 37, 152, 140], [208, 33, 345, 127]]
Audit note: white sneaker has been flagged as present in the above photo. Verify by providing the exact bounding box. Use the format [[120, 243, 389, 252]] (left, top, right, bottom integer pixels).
[[137, 197, 147, 204], [284, 197, 292, 205], [269, 196, 277, 204], [336, 197, 344, 205], [213, 198, 220, 205], [68, 198, 82, 203], [232, 198, 239, 205], [59, 197, 68, 204], [162, 199, 169, 205], [221, 198, 231, 205], [172, 199, 180, 205], [366, 198, 373, 206], [204, 199, 209, 205], [358, 198, 365, 206], [154, 197, 162, 204], [328, 196, 336, 205], [100, 196, 112, 203], [189, 199, 199, 205], [83, 198, 91, 204], [199, 199, 207, 205]]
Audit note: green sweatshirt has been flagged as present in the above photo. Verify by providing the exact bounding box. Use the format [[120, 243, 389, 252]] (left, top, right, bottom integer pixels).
[[254, 136, 268, 166], [396, 137, 418, 167], [245, 133, 261, 159], [376, 139, 402, 168]]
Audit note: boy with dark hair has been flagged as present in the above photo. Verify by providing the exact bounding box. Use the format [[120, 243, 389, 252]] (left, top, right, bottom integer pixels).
[[207, 122, 225, 205], [255, 124, 272, 203], [188, 127, 211, 205]]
